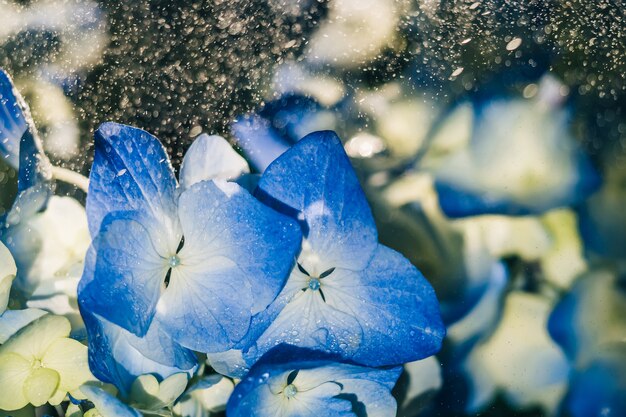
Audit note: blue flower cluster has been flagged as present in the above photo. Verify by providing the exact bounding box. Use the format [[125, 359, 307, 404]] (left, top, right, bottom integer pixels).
[[74, 121, 444, 413]]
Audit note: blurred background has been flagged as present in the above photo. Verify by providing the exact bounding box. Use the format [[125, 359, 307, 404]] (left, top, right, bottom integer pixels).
[[1, 0, 625, 416]]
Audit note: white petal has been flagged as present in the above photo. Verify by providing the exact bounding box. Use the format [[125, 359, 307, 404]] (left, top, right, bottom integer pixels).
[[180, 134, 249, 189]]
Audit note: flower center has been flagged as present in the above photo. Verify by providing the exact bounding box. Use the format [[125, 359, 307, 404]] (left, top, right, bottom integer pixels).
[[308, 278, 321, 291], [283, 384, 298, 398], [168, 254, 181, 268], [32, 358, 43, 369]]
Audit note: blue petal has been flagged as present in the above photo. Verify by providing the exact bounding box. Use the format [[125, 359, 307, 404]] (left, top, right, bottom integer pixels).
[[435, 181, 537, 217], [242, 245, 444, 369], [231, 115, 290, 172], [548, 270, 626, 364], [0, 69, 51, 190], [343, 245, 445, 366], [258, 130, 378, 270], [563, 345, 626, 417], [16, 129, 52, 193], [0, 69, 28, 168], [231, 94, 324, 173], [156, 180, 301, 353], [80, 385, 142, 417], [78, 212, 171, 336], [227, 345, 401, 417], [87, 122, 178, 236], [80, 309, 197, 397]]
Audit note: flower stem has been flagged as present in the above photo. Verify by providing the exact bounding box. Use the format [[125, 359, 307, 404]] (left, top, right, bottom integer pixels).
[[51, 166, 89, 193]]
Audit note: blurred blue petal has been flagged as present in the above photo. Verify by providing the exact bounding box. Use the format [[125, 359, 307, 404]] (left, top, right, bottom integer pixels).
[[578, 182, 626, 260], [0, 69, 28, 169], [0, 69, 51, 190], [548, 268, 626, 364], [0, 308, 47, 344], [563, 344, 626, 417], [231, 115, 290, 173], [227, 346, 401, 417], [231, 94, 336, 172]]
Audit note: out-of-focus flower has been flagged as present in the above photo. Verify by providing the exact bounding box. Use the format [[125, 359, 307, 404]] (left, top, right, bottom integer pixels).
[[272, 63, 346, 108], [226, 346, 402, 417], [19, 79, 81, 161], [0, 314, 93, 410], [306, 0, 403, 68], [0, 0, 107, 82], [0, 241, 47, 343], [172, 374, 235, 417], [79, 123, 301, 354], [464, 292, 569, 414], [232, 94, 339, 172], [398, 357, 442, 415], [351, 83, 441, 159], [578, 175, 626, 262], [428, 81, 600, 217], [217, 131, 444, 375], [7, 195, 90, 298], [561, 343, 626, 417], [0, 241, 16, 314], [548, 268, 626, 367]]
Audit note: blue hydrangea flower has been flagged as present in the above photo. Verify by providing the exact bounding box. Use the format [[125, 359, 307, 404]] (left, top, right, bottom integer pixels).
[[429, 94, 601, 217], [78, 123, 302, 353], [223, 131, 444, 373], [227, 346, 402, 417]]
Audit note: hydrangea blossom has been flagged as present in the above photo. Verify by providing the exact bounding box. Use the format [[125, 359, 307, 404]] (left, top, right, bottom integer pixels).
[[215, 131, 444, 375], [548, 268, 626, 365], [227, 346, 402, 417], [429, 88, 601, 217], [463, 292, 569, 414], [78, 122, 302, 354], [0, 314, 93, 410]]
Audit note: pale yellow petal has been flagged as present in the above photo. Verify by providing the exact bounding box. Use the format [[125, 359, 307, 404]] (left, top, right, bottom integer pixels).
[[0, 352, 31, 411], [0, 241, 17, 314], [23, 367, 60, 406], [0, 315, 71, 361], [48, 389, 67, 405], [155, 373, 188, 406], [42, 337, 93, 393]]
